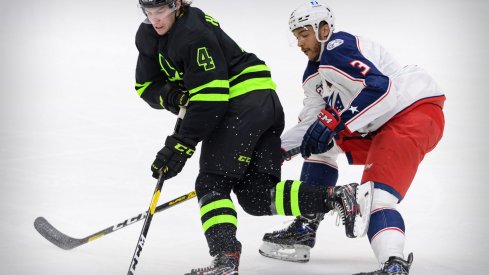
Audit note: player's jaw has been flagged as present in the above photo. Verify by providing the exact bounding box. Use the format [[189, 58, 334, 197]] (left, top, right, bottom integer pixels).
[[293, 26, 321, 61], [301, 44, 321, 61]]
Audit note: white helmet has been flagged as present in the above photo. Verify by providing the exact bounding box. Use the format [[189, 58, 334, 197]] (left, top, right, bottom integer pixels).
[[289, 0, 335, 42]]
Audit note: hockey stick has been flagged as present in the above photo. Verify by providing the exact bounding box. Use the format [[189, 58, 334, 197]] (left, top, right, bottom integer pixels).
[[282, 146, 300, 161], [34, 146, 301, 250], [127, 108, 187, 275], [33, 190, 196, 250]]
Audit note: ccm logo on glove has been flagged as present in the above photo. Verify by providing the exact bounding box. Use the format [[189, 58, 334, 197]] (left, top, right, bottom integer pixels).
[[317, 108, 341, 130], [174, 143, 195, 157]]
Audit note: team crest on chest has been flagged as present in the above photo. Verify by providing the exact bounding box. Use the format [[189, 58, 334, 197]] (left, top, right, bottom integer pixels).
[[315, 83, 324, 95], [327, 39, 344, 51]]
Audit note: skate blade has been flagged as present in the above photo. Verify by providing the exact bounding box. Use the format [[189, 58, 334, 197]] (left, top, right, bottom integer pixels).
[[354, 181, 373, 237], [259, 242, 310, 263]]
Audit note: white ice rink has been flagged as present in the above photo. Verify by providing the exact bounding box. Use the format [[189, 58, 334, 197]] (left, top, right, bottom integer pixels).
[[1, 0, 487, 274]]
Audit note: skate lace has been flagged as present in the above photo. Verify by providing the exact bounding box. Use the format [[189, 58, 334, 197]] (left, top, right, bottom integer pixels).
[[191, 265, 214, 273], [332, 201, 346, 226], [271, 219, 301, 234]]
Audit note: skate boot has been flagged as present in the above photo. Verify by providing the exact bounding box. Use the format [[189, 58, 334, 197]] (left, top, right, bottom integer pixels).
[[353, 253, 413, 274], [327, 182, 373, 238], [259, 213, 324, 263], [185, 251, 240, 275]]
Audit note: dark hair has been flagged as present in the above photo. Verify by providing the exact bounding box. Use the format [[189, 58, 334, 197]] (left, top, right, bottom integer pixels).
[[180, 0, 192, 12]]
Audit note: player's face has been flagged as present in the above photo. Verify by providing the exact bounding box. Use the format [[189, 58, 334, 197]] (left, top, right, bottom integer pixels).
[[292, 26, 321, 61], [144, 4, 178, 36]]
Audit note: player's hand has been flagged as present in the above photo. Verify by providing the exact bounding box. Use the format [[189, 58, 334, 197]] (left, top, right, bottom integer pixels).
[[280, 148, 291, 165], [151, 134, 197, 180], [301, 107, 344, 158], [161, 83, 189, 115]]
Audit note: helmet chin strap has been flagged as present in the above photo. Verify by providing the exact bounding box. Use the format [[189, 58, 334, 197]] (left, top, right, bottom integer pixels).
[[313, 25, 333, 62], [313, 25, 333, 44], [314, 25, 334, 62], [317, 42, 325, 62]]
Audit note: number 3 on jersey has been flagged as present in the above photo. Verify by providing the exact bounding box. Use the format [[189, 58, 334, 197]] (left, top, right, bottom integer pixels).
[[350, 60, 371, 76], [197, 47, 216, 71]]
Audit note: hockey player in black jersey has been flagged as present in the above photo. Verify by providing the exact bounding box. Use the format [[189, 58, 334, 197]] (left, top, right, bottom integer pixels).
[[134, 1, 374, 274]]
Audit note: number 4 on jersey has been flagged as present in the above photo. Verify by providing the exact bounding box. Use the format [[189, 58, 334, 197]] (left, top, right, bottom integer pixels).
[[197, 47, 216, 71]]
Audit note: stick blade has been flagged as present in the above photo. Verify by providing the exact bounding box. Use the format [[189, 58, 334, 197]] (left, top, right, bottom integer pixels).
[[34, 217, 83, 250]]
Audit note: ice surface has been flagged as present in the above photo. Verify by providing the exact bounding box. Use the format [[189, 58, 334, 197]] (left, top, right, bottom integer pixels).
[[1, 0, 487, 274]]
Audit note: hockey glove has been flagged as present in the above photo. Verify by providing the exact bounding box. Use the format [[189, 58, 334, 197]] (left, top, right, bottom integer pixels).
[[161, 82, 189, 115], [151, 134, 197, 180], [301, 106, 344, 158], [280, 148, 290, 165]]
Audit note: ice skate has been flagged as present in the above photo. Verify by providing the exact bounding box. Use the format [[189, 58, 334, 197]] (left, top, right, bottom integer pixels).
[[185, 251, 240, 275], [353, 253, 413, 274], [259, 214, 324, 262], [328, 181, 373, 238]]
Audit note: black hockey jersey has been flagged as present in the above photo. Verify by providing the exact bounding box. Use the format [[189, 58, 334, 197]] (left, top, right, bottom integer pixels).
[[135, 7, 276, 142]]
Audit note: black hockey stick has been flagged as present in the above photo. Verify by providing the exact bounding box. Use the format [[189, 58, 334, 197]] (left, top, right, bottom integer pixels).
[[127, 108, 187, 275], [33, 190, 196, 250], [282, 146, 301, 161]]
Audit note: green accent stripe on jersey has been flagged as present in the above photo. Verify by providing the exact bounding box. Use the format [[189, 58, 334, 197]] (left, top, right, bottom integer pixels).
[[229, 64, 271, 83], [275, 181, 285, 215], [188, 80, 230, 102], [200, 199, 236, 217], [229, 77, 277, 99], [135, 82, 151, 97], [189, 80, 229, 95], [202, 215, 237, 232], [189, 93, 229, 102], [290, 180, 302, 216]]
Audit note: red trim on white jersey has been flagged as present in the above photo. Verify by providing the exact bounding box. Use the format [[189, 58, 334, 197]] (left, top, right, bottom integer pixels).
[[345, 80, 392, 128], [304, 158, 338, 169], [319, 65, 367, 85], [371, 227, 405, 241], [303, 72, 320, 85]]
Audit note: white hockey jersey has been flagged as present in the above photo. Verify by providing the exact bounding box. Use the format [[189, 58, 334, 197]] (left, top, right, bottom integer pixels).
[[281, 31, 445, 166], [280, 59, 342, 168]]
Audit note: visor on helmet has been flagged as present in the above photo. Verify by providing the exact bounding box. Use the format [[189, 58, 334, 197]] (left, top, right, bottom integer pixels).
[[139, 0, 177, 20]]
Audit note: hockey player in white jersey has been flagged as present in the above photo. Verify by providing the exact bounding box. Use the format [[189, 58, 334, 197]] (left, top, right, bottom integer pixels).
[[259, 1, 446, 274], [259, 46, 347, 263]]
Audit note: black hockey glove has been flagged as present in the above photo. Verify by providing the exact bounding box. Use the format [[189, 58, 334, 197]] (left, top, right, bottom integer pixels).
[[161, 82, 189, 115], [151, 134, 197, 180], [301, 106, 344, 158]]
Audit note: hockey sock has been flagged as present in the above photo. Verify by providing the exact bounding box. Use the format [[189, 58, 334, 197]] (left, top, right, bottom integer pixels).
[[300, 161, 338, 186], [367, 188, 406, 264], [271, 180, 329, 216], [196, 173, 241, 256]]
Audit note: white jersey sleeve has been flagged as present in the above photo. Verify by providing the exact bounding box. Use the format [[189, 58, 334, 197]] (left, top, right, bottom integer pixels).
[[281, 61, 342, 167]]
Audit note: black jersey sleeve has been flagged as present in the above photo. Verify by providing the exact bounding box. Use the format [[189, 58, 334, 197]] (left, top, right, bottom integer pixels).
[[134, 23, 173, 112]]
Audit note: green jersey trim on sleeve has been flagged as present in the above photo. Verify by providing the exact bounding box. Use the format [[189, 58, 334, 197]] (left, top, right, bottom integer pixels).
[[135, 81, 151, 96]]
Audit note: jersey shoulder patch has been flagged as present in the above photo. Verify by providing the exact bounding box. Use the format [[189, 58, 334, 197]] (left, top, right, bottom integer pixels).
[[327, 39, 344, 51]]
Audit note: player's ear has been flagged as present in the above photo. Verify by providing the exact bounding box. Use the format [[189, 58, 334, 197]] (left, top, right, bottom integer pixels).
[[319, 23, 330, 40]]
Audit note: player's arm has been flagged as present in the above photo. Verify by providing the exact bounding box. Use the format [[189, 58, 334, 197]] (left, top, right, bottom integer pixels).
[[134, 24, 185, 114], [281, 73, 326, 151], [321, 34, 397, 133]]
